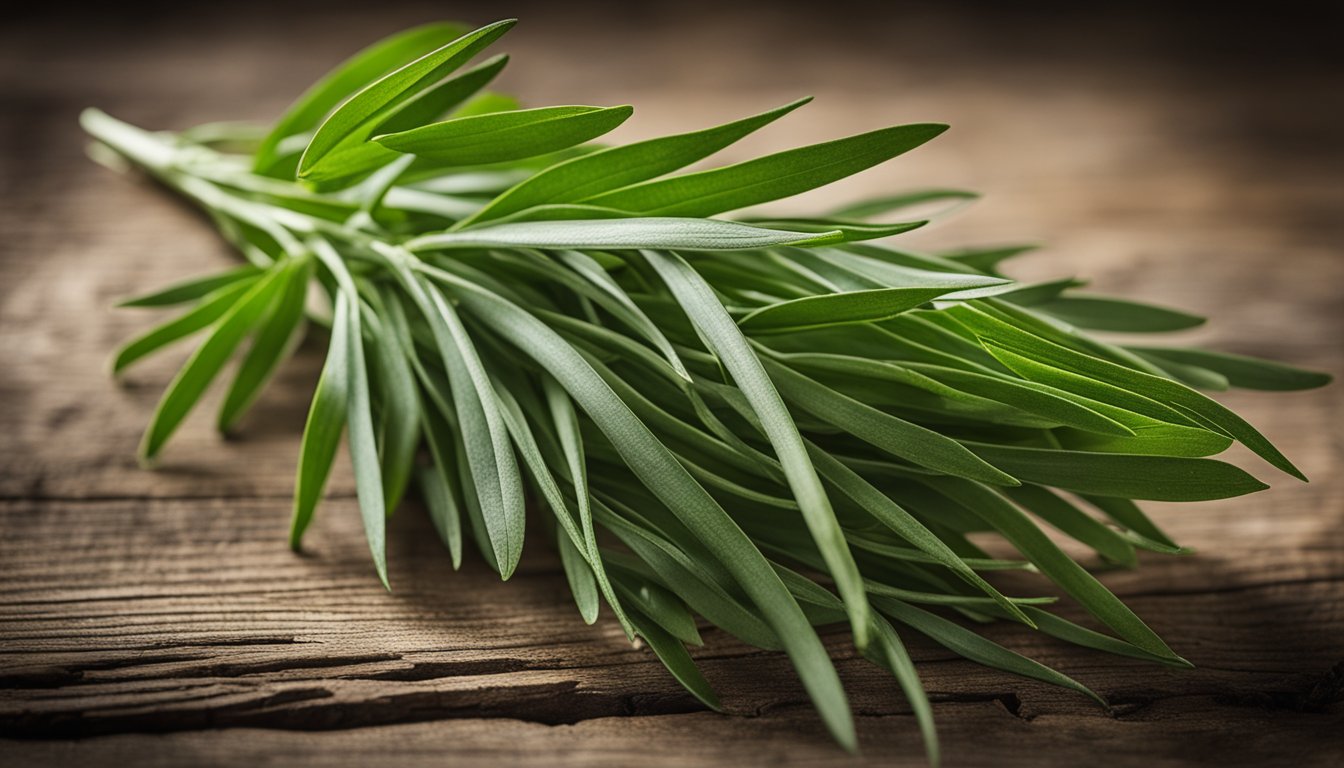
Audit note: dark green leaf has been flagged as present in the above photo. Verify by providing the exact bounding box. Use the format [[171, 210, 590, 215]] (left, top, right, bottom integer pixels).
[[218, 258, 311, 432], [1036, 295, 1206, 333], [1128, 346, 1332, 391], [462, 98, 811, 226], [376, 105, 633, 165], [963, 441, 1269, 501], [738, 287, 959, 334], [583, 124, 948, 217]]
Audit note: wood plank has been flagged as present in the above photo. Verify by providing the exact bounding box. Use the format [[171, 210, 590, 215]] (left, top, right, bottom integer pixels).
[[5, 702, 1343, 768], [2, 497, 1340, 758]]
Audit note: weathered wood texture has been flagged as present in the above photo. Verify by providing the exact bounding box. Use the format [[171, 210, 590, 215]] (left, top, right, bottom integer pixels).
[[2, 3, 1341, 766]]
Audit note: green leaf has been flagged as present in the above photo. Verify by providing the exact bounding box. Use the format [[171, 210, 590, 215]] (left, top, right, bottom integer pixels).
[[1036, 295, 1206, 333], [962, 441, 1268, 501], [375, 105, 633, 165], [558, 532, 600, 624], [218, 257, 311, 432], [371, 54, 510, 137], [112, 279, 256, 374], [583, 123, 949, 217], [926, 476, 1176, 659], [542, 376, 629, 633], [739, 286, 962, 334], [422, 260, 856, 751], [979, 340, 1207, 429], [365, 307, 421, 513], [409, 274, 526, 579], [770, 562, 940, 764], [1130, 351, 1231, 391], [595, 501, 780, 651], [830, 187, 978, 220], [340, 289, 390, 588], [875, 596, 1105, 705], [629, 610, 722, 712], [406, 218, 843, 252], [461, 98, 811, 227], [742, 217, 927, 243], [1054, 421, 1232, 457], [644, 249, 874, 648], [707, 380, 1032, 625], [1003, 485, 1137, 566], [810, 249, 1010, 295], [117, 265, 261, 308], [759, 356, 1020, 486], [1127, 346, 1332, 391], [1083, 495, 1181, 551], [901, 362, 1134, 436], [418, 463, 464, 568], [489, 372, 633, 638], [307, 239, 389, 586], [289, 292, 350, 551], [1015, 606, 1191, 667], [867, 615, 940, 767], [495, 249, 691, 381], [296, 54, 512, 188], [959, 303, 1307, 480], [447, 92, 519, 118], [254, 22, 469, 174], [612, 571, 701, 645], [139, 263, 294, 461], [298, 20, 516, 180]]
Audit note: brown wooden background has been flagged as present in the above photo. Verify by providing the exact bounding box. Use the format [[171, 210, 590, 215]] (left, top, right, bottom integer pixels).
[[2, 2, 1341, 765]]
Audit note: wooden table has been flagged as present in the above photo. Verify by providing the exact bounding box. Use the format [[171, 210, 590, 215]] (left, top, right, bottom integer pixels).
[[3, 4, 1340, 765]]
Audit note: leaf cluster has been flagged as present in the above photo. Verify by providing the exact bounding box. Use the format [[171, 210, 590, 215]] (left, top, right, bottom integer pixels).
[[82, 20, 1329, 763]]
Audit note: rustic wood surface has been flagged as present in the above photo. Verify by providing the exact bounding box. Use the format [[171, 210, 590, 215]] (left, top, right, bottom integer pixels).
[[2, 3, 1341, 766]]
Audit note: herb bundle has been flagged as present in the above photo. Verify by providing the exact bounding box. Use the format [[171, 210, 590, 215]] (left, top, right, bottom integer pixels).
[[83, 20, 1329, 762]]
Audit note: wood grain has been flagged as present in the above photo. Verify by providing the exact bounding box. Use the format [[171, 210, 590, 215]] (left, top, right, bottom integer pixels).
[[2, 3, 1341, 766]]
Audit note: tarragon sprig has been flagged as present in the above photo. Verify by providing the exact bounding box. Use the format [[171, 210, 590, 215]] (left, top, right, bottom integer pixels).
[[82, 19, 1329, 764]]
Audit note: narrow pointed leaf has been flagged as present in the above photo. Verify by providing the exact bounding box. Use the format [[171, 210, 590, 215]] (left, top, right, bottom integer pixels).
[[875, 597, 1105, 705], [341, 290, 390, 588], [218, 258, 311, 432], [1036, 295, 1206, 333], [406, 218, 843, 252], [963, 441, 1268, 501], [558, 533, 600, 624], [644, 249, 874, 649], [298, 20, 516, 179], [253, 22, 469, 174], [629, 611, 722, 712], [289, 293, 351, 550], [139, 264, 293, 460], [584, 123, 948, 217], [739, 286, 960, 334], [1128, 346, 1332, 392], [421, 262, 856, 750], [112, 279, 256, 374], [376, 105, 633, 165], [760, 356, 1020, 486], [462, 98, 811, 226], [117, 265, 261, 308]]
